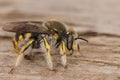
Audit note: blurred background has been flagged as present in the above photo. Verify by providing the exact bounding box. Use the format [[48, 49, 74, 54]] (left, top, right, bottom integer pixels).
[[0, 0, 120, 35]]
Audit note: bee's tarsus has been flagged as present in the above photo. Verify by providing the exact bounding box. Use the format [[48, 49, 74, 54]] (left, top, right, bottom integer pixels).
[[8, 67, 14, 74]]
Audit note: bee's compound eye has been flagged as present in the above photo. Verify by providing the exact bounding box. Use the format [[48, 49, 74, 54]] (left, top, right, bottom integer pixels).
[[67, 34, 74, 50]]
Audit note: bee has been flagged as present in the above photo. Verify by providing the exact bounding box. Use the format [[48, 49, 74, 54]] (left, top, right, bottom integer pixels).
[[2, 19, 88, 73]]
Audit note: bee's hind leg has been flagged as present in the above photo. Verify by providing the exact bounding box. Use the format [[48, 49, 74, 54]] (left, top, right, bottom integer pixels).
[[9, 53, 24, 73], [9, 39, 34, 73]]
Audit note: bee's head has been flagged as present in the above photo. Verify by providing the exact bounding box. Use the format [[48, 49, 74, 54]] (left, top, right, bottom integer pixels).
[[65, 32, 88, 55], [65, 32, 74, 55]]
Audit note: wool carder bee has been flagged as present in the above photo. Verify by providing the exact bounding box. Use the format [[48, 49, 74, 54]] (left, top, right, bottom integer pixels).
[[2, 19, 88, 73]]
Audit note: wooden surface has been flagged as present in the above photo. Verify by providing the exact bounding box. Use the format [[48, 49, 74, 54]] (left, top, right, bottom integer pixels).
[[0, 0, 120, 80]]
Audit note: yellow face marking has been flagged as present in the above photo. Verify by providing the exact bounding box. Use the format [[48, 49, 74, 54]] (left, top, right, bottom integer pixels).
[[70, 40, 75, 55], [18, 35, 23, 41], [25, 33, 32, 39], [62, 41, 66, 54]]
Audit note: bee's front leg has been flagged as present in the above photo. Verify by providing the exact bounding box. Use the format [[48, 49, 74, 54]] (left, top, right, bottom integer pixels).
[[60, 41, 67, 68], [74, 40, 83, 57]]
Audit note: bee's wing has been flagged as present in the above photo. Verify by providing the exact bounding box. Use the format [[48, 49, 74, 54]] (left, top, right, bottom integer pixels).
[[2, 21, 49, 34]]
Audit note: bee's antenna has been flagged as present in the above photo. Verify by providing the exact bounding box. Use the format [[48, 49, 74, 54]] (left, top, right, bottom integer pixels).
[[75, 37, 88, 42]]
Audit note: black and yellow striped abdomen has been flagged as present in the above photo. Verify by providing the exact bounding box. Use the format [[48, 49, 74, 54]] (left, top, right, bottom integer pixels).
[[12, 32, 41, 54]]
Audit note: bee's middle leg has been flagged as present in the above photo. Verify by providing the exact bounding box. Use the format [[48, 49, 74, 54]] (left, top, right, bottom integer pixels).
[[43, 38, 53, 70]]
